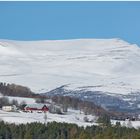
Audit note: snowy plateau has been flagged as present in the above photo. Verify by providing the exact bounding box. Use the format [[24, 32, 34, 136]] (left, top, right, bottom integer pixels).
[[0, 38, 140, 112]]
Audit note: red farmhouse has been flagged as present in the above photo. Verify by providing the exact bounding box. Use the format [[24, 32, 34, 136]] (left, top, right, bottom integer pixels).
[[24, 104, 49, 113]]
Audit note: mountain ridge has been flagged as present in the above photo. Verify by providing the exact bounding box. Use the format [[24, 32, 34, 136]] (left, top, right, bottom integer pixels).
[[0, 38, 140, 96]]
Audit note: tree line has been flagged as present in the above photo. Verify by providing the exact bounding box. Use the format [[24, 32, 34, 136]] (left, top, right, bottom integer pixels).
[[0, 82, 34, 97], [51, 95, 128, 119], [0, 82, 46, 98], [0, 120, 140, 139]]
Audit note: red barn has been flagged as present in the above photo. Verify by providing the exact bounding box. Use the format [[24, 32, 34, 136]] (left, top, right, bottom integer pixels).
[[24, 104, 49, 113]]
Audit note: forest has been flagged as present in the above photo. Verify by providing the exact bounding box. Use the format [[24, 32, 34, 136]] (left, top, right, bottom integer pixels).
[[0, 119, 140, 139], [51, 95, 129, 119]]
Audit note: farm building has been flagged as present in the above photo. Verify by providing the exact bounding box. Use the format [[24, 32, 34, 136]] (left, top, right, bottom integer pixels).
[[49, 104, 65, 114], [24, 104, 49, 113], [2, 105, 17, 112]]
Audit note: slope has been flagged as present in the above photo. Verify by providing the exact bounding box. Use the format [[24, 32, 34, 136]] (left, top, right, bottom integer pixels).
[[0, 38, 140, 95]]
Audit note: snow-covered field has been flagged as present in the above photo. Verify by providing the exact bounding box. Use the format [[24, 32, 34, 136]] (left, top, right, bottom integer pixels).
[[0, 38, 140, 95], [5, 96, 36, 104], [0, 109, 97, 127], [0, 109, 140, 129], [0, 95, 140, 128], [0, 96, 97, 127], [111, 120, 140, 129]]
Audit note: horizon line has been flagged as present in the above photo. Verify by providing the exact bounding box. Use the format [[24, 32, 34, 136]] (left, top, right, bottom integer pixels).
[[0, 37, 138, 46]]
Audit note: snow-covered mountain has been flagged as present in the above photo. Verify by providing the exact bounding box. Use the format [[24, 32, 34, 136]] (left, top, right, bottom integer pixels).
[[0, 38, 140, 111]]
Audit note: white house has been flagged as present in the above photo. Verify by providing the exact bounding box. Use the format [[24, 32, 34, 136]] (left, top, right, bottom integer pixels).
[[2, 105, 17, 112]]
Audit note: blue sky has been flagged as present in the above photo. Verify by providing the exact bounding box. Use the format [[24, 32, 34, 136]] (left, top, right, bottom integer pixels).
[[0, 1, 140, 45]]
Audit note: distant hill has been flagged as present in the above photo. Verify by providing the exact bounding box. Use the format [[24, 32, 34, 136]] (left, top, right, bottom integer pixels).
[[0, 38, 140, 112]]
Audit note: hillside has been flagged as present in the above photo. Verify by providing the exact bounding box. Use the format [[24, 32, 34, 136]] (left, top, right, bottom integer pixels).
[[0, 38, 140, 111]]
